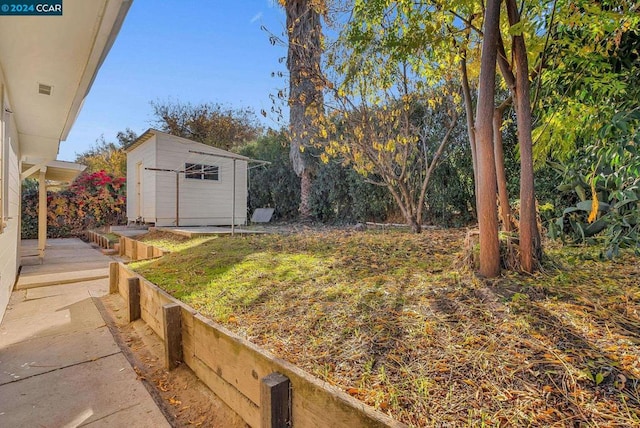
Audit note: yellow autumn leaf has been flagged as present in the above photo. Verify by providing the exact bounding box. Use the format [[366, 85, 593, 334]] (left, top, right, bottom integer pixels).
[[587, 181, 599, 224]]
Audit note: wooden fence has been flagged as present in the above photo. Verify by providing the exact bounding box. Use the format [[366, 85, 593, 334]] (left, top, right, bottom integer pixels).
[[109, 262, 406, 428], [118, 236, 166, 260]]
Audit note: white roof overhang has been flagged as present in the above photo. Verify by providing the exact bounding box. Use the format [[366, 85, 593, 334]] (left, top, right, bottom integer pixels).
[[21, 157, 86, 184], [0, 0, 132, 160]]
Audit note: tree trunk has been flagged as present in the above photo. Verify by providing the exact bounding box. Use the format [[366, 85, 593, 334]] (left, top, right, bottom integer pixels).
[[299, 169, 313, 219], [494, 99, 512, 232], [506, 0, 541, 272], [387, 184, 421, 234], [460, 55, 478, 202], [474, 0, 502, 278], [284, 0, 324, 219]]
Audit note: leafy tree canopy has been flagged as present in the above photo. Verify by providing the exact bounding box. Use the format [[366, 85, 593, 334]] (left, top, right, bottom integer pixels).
[[150, 100, 262, 151], [74, 128, 136, 178]]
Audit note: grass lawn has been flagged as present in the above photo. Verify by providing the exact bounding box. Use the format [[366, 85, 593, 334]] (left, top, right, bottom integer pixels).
[[131, 229, 640, 427]]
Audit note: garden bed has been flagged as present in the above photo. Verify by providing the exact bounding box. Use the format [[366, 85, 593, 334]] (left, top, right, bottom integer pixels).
[[130, 229, 640, 426]]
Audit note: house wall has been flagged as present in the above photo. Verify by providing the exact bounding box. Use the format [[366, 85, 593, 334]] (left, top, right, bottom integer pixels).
[[0, 77, 22, 322], [126, 136, 157, 223], [154, 133, 248, 227]]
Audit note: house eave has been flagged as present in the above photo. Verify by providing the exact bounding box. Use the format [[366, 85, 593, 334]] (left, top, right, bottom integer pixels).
[[0, 0, 133, 160]]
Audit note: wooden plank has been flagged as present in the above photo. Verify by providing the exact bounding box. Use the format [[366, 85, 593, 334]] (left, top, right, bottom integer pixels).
[[139, 278, 175, 339], [128, 277, 141, 322], [109, 262, 119, 294], [163, 303, 182, 370], [188, 354, 260, 428], [181, 307, 196, 362], [117, 264, 132, 298], [192, 315, 403, 428], [124, 237, 134, 258], [139, 282, 164, 338], [193, 315, 268, 405], [261, 373, 290, 428], [137, 242, 146, 259]]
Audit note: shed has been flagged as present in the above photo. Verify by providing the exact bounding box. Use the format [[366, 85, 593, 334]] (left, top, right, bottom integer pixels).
[[126, 129, 249, 227]]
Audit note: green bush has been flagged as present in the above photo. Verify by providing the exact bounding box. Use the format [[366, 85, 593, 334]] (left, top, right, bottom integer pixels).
[[549, 109, 640, 257]]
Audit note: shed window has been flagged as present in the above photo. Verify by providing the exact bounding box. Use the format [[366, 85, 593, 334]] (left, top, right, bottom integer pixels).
[[185, 163, 219, 181]]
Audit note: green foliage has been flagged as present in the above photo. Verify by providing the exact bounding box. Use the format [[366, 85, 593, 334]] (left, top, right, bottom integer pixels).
[[75, 129, 135, 177], [22, 171, 126, 239], [533, 1, 640, 164], [151, 100, 262, 151], [310, 161, 395, 223], [549, 108, 640, 257], [424, 142, 476, 226], [239, 131, 397, 223], [238, 132, 301, 220]]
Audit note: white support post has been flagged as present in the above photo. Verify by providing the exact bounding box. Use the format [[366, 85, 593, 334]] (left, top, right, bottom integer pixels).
[[38, 168, 47, 261]]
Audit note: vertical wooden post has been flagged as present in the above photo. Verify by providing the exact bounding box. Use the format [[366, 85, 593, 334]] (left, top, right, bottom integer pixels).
[[38, 168, 47, 262], [260, 372, 291, 428], [128, 277, 141, 322], [145, 244, 153, 259], [232, 158, 236, 235], [119, 236, 125, 256], [162, 303, 183, 370], [175, 171, 180, 227], [109, 262, 119, 294], [131, 241, 138, 261]]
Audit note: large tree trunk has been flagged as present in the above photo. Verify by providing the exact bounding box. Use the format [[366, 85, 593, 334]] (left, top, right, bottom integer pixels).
[[506, 0, 541, 272], [285, 0, 324, 219], [299, 169, 313, 219], [494, 99, 512, 232], [474, 0, 502, 278]]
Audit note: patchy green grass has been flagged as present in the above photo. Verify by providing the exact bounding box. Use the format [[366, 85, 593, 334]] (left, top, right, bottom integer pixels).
[[104, 233, 120, 244], [131, 230, 640, 427], [132, 230, 217, 252]]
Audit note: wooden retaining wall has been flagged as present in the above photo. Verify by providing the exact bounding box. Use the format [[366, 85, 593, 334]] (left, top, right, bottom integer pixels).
[[86, 230, 114, 249], [118, 236, 166, 260], [110, 263, 405, 428]]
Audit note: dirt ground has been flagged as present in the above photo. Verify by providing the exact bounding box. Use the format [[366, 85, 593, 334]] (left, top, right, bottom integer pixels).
[[98, 293, 248, 428]]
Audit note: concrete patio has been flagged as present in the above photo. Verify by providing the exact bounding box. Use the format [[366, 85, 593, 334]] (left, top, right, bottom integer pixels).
[[0, 239, 169, 427]]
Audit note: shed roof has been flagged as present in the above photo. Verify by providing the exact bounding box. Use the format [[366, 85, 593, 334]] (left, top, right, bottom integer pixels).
[[126, 128, 250, 161]]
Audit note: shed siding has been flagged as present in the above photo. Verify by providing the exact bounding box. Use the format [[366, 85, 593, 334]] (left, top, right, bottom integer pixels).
[[126, 136, 157, 223], [152, 133, 248, 226], [0, 85, 21, 321]]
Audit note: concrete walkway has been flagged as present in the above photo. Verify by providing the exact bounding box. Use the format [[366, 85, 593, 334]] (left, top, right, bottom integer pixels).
[[0, 239, 169, 427]]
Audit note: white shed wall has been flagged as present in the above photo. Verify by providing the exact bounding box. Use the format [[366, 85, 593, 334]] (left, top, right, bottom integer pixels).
[[153, 133, 248, 227], [126, 136, 157, 223]]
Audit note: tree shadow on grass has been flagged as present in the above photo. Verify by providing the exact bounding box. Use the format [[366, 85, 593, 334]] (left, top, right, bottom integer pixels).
[[422, 279, 640, 425], [485, 282, 640, 416]]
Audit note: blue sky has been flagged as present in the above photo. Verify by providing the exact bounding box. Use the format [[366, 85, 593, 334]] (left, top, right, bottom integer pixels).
[[59, 0, 288, 161]]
